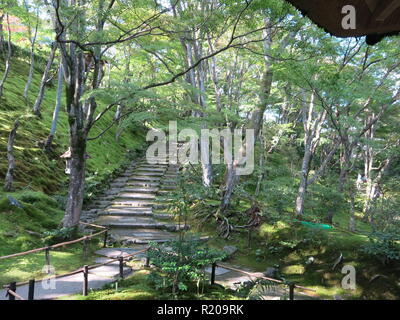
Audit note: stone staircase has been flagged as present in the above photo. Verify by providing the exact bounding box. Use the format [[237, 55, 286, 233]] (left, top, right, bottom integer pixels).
[[81, 143, 184, 246]]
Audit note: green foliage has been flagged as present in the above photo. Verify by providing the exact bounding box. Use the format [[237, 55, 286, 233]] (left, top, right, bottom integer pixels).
[[147, 239, 226, 295], [370, 197, 400, 234], [361, 232, 400, 266], [42, 227, 78, 245], [301, 228, 330, 248]]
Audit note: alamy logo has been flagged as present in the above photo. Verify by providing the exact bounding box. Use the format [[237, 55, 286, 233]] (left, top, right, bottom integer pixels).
[[341, 265, 356, 290], [146, 121, 255, 175], [41, 265, 56, 290], [342, 5, 356, 30]]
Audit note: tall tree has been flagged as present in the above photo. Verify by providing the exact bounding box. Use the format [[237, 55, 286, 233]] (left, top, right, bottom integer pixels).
[[32, 41, 57, 116], [23, 0, 40, 102], [0, 14, 12, 98]]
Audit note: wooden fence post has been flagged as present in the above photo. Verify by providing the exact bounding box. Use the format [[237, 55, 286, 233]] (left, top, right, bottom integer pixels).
[[211, 263, 216, 285], [119, 256, 124, 279], [145, 255, 150, 267], [83, 237, 88, 260], [28, 279, 35, 300], [103, 230, 108, 248], [289, 283, 295, 300], [45, 247, 50, 270], [83, 265, 89, 296], [8, 282, 16, 300]]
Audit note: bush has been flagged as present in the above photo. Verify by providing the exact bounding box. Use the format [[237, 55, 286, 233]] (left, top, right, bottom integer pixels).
[[147, 238, 226, 295], [42, 227, 78, 245], [301, 228, 329, 248], [361, 232, 400, 266]]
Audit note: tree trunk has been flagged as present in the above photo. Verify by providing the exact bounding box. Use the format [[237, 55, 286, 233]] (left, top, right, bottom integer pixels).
[[62, 132, 87, 227], [348, 185, 356, 232], [62, 53, 87, 228], [295, 146, 312, 216], [45, 62, 63, 151], [23, 8, 39, 102], [294, 87, 328, 216], [207, 35, 221, 112], [32, 42, 57, 117], [0, 14, 12, 98], [192, 37, 213, 186], [58, 0, 107, 227], [218, 17, 274, 213], [4, 120, 19, 191], [363, 140, 399, 221], [220, 162, 238, 212], [0, 14, 5, 57]]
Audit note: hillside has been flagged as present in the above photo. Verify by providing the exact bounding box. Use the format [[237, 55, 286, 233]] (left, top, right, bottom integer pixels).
[[0, 53, 146, 255]]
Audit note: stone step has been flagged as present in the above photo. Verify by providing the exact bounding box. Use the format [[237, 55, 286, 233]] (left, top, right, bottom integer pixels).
[[111, 200, 155, 207], [135, 167, 166, 172], [104, 207, 153, 214], [128, 176, 162, 182], [109, 228, 175, 242], [117, 193, 157, 200], [101, 223, 164, 229], [95, 247, 148, 259], [131, 171, 164, 176], [143, 161, 169, 165], [120, 172, 137, 177], [104, 189, 122, 195], [96, 216, 157, 226], [125, 181, 160, 187], [100, 211, 153, 217], [89, 262, 132, 278], [144, 157, 169, 160], [121, 187, 159, 193], [112, 177, 128, 183]]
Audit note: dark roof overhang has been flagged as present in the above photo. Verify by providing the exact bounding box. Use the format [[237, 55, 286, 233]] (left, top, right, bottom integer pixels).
[[284, 0, 400, 44]]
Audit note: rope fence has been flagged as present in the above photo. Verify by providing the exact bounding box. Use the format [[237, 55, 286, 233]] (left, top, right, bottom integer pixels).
[[2, 221, 122, 300], [3, 246, 150, 300], [210, 262, 316, 300], [2, 221, 315, 300]]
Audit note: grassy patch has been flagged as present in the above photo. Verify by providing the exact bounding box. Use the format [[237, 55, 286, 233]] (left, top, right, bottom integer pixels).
[[0, 243, 99, 287]]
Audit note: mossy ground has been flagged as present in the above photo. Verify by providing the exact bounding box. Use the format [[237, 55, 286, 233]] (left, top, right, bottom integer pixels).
[[0, 56, 145, 193], [200, 211, 399, 299], [0, 54, 146, 285], [0, 191, 104, 286]]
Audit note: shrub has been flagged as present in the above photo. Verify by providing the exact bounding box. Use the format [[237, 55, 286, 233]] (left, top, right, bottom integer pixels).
[[147, 238, 226, 295], [361, 232, 400, 266], [42, 227, 78, 245]]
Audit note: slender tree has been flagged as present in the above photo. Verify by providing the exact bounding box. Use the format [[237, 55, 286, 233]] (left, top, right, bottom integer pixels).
[[32, 41, 57, 117], [0, 14, 12, 98]]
